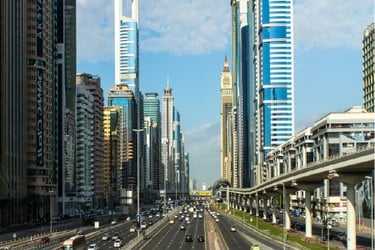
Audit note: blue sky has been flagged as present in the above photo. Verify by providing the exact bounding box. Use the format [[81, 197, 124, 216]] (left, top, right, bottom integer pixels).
[[76, 0, 374, 189]]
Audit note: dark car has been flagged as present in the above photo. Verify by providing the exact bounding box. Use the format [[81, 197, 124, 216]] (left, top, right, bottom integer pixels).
[[185, 234, 193, 242], [39, 237, 50, 244], [197, 234, 205, 242]]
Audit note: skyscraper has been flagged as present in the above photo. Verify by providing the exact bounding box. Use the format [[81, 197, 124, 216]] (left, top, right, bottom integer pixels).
[[108, 84, 137, 211], [363, 23, 374, 112], [249, 0, 294, 185], [143, 93, 161, 191], [220, 56, 234, 185], [162, 81, 175, 193], [56, 0, 77, 217], [0, 1, 29, 225], [114, 0, 139, 97], [76, 86, 95, 211], [103, 106, 122, 209], [76, 73, 105, 208], [229, 0, 294, 187]]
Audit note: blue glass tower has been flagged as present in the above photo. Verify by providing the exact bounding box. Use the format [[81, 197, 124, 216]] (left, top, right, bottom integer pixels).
[[249, 0, 295, 185]]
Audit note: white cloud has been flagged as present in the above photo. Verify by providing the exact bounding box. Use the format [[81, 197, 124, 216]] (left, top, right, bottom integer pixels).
[[77, 0, 231, 63], [294, 0, 374, 52], [77, 0, 114, 63], [140, 0, 231, 55], [76, 0, 374, 62]]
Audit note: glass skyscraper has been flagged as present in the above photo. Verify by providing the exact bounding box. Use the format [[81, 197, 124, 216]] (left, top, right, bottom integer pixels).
[[228, 0, 294, 187], [250, 0, 294, 184]]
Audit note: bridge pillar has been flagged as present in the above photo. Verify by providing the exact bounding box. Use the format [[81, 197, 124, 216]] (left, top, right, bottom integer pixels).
[[272, 197, 277, 224], [335, 174, 366, 250], [305, 190, 312, 237], [346, 183, 356, 250], [285, 192, 291, 230]]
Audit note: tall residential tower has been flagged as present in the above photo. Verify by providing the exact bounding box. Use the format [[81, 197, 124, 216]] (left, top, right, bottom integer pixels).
[[363, 23, 374, 112]]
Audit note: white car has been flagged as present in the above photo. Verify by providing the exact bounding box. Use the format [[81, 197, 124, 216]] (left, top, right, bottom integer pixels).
[[88, 244, 98, 250], [102, 233, 110, 240], [140, 222, 147, 229], [114, 239, 122, 248], [230, 225, 236, 232], [129, 225, 136, 233]]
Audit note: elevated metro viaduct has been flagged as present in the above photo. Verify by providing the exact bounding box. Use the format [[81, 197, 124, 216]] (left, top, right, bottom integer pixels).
[[225, 146, 374, 250]]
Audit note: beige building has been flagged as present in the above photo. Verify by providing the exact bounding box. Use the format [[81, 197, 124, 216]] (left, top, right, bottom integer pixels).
[[363, 23, 375, 112], [220, 56, 234, 186], [103, 106, 122, 208]]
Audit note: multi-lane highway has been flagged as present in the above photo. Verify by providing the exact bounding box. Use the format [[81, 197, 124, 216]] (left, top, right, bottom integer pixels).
[[0, 204, 294, 250]]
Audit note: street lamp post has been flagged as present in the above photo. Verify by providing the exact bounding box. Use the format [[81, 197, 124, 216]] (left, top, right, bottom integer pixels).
[[133, 128, 143, 238], [49, 190, 54, 233]]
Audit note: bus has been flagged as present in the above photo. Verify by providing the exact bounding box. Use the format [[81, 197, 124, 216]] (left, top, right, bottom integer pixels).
[[62, 235, 86, 250]]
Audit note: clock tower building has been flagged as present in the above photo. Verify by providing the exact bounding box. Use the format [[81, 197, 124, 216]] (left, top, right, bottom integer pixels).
[[220, 56, 234, 186]]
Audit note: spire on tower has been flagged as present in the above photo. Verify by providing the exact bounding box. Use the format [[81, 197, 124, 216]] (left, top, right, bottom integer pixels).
[[223, 55, 230, 73]]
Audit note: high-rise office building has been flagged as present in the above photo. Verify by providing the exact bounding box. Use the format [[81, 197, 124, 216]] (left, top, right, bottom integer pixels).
[[103, 106, 122, 209], [76, 73, 105, 208], [230, 0, 294, 187], [114, 0, 139, 96], [108, 84, 137, 211], [56, 0, 77, 217], [252, 0, 294, 185], [230, 0, 248, 188], [220, 56, 234, 185], [143, 93, 161, 190], [0, 1, 29, 225], [173, 109, 182, 193], [162, 82, 175, 192], [363, 23, 374, 112], [0, 0, 77, 225]]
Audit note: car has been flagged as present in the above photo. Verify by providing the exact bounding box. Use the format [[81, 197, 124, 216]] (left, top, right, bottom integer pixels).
[[88, 244, 98, 250], [169, 219, 175, 224], [230, 225, 236, 232], [215, 218, 220, 222], [185, 234, 193, 242], [39, 237, 50, 244], [76, 229, 83, 235], [102, 233, 110, 241], [111, 220, 117, 225], [129, 225, 136, 233], [180, 224, 186, 230], [112, 233, 119, 240], [336, 232, 346, 241], [197, 235, 205, 242], [251, 244, 261, 250], [140, 221, 147, 229], [114, 239, 122, 248]]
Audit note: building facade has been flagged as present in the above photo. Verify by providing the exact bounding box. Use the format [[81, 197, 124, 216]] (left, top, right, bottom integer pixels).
[[76, 86, 95, 211], [143, 93, 161, 191], [220, 56, 234, 185], [108, 84, 137, 212], [161, 83, 175, 193], [76, 73, 104, 209], [363, 23, 374, 112], [229, 0, 294, 187], [262, 106, 375, 219], [103, 106, 122, 209]]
